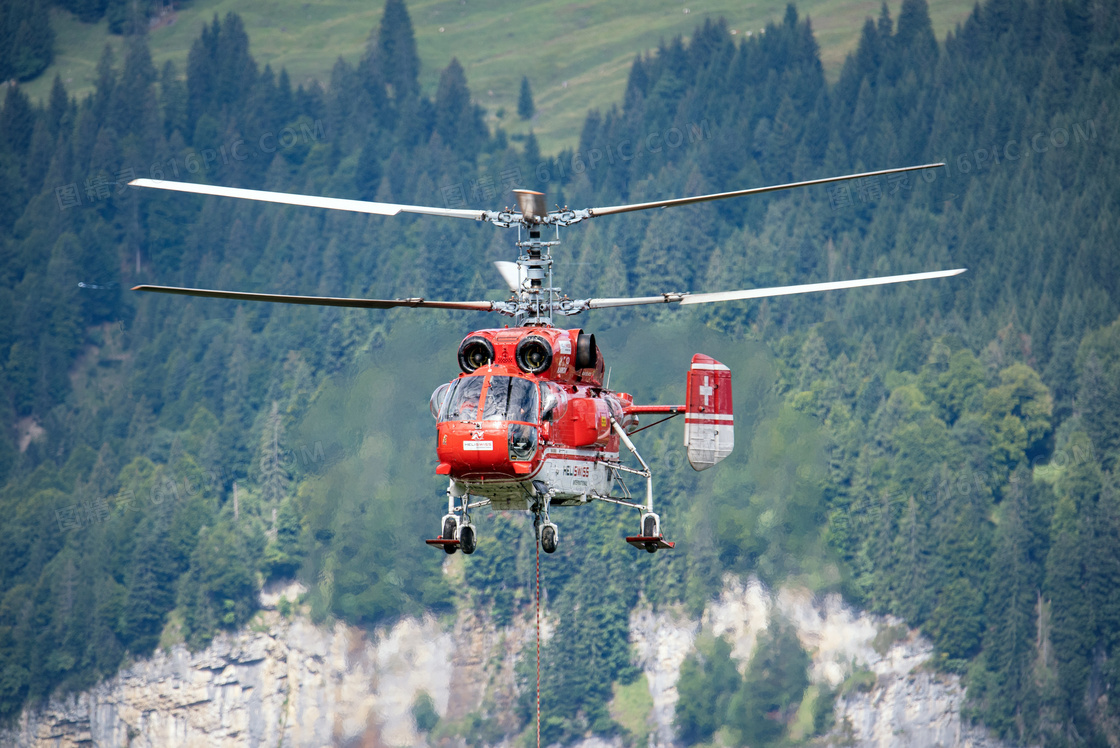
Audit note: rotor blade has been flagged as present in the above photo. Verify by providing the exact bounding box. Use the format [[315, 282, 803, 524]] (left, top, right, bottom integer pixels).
[[582, 268, 966, 309], [493, 261, 522, 294], [132, 285, 498, 311], [129, 179, 488, 221], [585, 164, 944, 218]]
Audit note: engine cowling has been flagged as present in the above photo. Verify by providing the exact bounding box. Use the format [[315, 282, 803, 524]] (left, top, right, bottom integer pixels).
[[453, 328, 603, 386]]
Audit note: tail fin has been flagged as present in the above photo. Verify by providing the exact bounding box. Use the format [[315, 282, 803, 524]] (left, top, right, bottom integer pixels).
[[684, 354, 734, 470]]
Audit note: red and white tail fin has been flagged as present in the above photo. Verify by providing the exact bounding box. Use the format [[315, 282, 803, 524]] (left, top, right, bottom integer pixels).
[[684, 354, 734, 471]]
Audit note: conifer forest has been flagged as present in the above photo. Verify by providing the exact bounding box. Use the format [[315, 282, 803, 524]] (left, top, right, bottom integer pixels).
[[0, 0, 1118, 745]]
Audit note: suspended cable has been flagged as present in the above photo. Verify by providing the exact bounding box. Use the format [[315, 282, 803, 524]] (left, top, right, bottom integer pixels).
[[535, 522, 542, 748]]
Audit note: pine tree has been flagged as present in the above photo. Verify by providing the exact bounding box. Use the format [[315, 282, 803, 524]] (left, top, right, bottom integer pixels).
[[47, 75, 68, 137], [675, 635, 741, 744], [258, 400, 289, 535], [4, 0, 54, 81], [355, 136, 383, 200], [122, 493, 179, 655], [158, 60, 187, 139], [434, 58, 485, 156], [978, 469, 1045, 739], [186, 14, 257, 133], [517, 76, 535, 120], [728, 615, 810, 747], [263, 494, 303, 580], [1076, 329, 1120, 470], [1045, 450, 1100, 728], [375, 0, 420, 100], [0, 86, 34, 156], [895, 0, 938, 75], [178, 521, 257, 650]]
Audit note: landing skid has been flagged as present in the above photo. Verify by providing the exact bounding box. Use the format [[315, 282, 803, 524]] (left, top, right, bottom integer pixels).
[[625, 535, 675, 552], [425, 536, 461, 552]]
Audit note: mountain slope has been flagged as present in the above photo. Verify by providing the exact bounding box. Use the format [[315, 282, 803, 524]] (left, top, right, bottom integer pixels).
[[21, 0, 978, 152]]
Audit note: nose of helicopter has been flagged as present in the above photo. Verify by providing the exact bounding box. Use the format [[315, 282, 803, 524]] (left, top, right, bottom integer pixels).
[[437, 421, 539, 478]]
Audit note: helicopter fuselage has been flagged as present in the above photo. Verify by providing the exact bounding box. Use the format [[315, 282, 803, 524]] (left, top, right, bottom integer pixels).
[[431, 326, 637, 510]]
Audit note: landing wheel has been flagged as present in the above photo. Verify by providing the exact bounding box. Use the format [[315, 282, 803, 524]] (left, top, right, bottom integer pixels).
[[460, 525, 477, 555], [441, 517, 458, 554], [626, 513, 674, 552], [541, 524, 558, 554], [643, 514, 659, 554]]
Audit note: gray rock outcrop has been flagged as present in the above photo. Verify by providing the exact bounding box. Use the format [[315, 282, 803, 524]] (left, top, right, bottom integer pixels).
[[2, 577, 1015, 748]]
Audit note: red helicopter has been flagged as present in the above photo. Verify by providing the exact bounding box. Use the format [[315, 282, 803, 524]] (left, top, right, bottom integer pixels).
[[129, 164, 963, 554]]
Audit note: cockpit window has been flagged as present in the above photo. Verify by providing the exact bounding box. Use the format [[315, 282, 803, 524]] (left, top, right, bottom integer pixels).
[[482, 376, 539, 423], [440, 376, 485, 422]]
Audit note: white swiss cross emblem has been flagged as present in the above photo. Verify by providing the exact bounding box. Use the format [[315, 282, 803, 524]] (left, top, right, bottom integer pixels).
[[699, 376, 714, 407]]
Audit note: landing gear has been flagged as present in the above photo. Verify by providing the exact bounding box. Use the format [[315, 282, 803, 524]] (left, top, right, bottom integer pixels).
[[540, 523, 558, 554], [428, 513, 462, 553], [625, 511, 675, 552], [426, 482, 481, 553], [607, 416, 675, 553], [533, 486, 559, 554]]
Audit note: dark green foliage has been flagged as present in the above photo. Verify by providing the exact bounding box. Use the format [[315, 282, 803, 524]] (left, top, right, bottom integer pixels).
[[1076, 318, 1120, 470], [373, 0, 420, 100], [178, 521, 258, 650], [674, 634, 741, 745], [463, 513, 530, 627], [727, 616, 811, 747], [434, 58, 487, 156], [971, 470, 1049, 740], [0, 0, 54, 81], [526, 506, 645, 745], [186, 13, 257, 135], [263, 494, 304, 581], [517, 76, 534, 120], [411, 690, 439, 732]]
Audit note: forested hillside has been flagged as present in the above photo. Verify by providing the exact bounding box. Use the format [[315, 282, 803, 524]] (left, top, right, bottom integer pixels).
[[0, 0, 1118, 746]]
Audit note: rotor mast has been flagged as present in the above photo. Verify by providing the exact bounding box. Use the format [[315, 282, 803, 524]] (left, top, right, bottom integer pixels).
[[513, 190, 561, 327]]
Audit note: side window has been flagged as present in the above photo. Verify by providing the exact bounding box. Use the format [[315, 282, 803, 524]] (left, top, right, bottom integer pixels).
[[541, 382, 569, 421]]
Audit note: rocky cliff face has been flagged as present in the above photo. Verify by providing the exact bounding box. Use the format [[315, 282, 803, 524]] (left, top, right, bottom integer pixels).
[[634, 576, 1011, 748], [3, 577, 1014, 748]]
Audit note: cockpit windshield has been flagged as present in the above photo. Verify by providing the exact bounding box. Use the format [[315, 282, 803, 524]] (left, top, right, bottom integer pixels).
[[482, 376, 539, 423], [439, 376, 485, 422]]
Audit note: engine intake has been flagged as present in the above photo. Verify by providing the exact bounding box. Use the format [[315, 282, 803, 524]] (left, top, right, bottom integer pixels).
[[515, 336, 553, 374], [458, 336, 495, 373]]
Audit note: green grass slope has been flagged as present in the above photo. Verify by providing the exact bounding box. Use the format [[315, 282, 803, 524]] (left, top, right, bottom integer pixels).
[[22, 0, 974, 153]]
